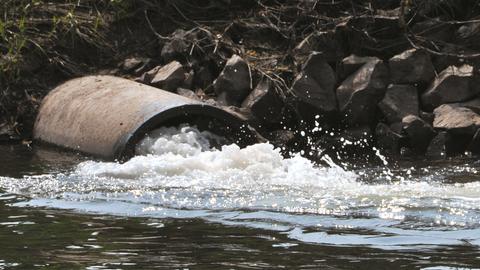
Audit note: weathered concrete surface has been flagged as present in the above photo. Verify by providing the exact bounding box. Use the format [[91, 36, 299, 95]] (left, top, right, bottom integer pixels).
[[34, 76, 257, 160]]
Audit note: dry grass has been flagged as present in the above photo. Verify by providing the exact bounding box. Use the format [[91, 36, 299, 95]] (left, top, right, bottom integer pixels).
[[0, 0, 136, 134], [2, 0, 480, 138]]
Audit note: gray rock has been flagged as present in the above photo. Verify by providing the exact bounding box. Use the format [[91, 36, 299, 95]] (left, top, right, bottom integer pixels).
[[341, 126, 372, 141], [219, 105, 251, 122], [182, 70, 194, 89], [121, 57, 144, 72], [468, 129, 480, 154], [420, 111, 434, 125], [160, 28, 215, 63], [121, 57, 152, 77], [402, 115, 436, 153], [268, 130, 296, 147], [194, 66, 215, 90], [334, 126, 373, 159], [389, 49, 435, 84], [378, 84, 419, 123], [433, 104, 480, 135], [139, 65, 161, 83], [242, 77, 284, 125], [160, 29, 190, 62], [150, 61, 186, 91], [291, 52, 337, 114], [390, 122, 404, 134], [133, 59, 153, 76], [213, 54, 252, 106], [422, 65, 479, 109], [339, 54, 378, 81], [426, 131, 470, 157], [411, 18, 455, 43], [451, 97, 480, 114], [337, 58, 389, 126], [457, 22, 480, 51], [426, 132, 449, 159], [176, 88, 199, 100], [375, 122, 404, 154], [335, 15, 405, 59]]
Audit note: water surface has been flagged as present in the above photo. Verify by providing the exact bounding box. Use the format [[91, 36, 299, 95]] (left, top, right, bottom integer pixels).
[[1, 127, 480, 269]]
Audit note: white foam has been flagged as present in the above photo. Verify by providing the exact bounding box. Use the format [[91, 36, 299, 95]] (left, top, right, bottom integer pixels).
[[135, 125, 225, 157], [1, 125, 480, 234], [77, 125, 356, 188]]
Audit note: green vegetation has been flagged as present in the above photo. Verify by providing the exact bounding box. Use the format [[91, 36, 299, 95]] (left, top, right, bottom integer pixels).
[[1, 0, 480, 139], [0, 0, 136, 133]]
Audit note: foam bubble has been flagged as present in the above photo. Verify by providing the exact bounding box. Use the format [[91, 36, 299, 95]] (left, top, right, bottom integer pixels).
[[1, 125, 480, 236]]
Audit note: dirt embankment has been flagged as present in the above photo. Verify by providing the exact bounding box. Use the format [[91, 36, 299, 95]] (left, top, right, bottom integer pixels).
[[2, 0, 480, 160]]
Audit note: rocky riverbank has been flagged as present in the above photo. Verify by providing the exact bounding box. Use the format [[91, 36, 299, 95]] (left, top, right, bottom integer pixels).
[[2, 0, 480, 160]]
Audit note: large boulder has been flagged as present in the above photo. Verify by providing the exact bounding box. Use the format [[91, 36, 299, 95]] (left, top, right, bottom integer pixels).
[[421, 65, 479, 109], [337, 58, 389, 126], [378, 84, 419, 123], [291, 52, 337, 116], [433, 104, 480, 135], [213, 54, 252, 106], [150, 61, 186, 91], [242, 77, 285, 125], [388, 49, 435, 85], [402, 115, 436, 153]]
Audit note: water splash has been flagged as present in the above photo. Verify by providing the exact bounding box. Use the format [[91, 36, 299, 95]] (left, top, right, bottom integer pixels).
[[1, 125, 480, 249]]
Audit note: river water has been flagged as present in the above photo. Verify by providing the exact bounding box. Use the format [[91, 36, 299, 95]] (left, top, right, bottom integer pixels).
[[0, 126, 479, 269]]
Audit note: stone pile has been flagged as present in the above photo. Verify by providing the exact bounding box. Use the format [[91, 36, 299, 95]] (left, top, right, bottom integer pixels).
[[118, 39, 480, 159]]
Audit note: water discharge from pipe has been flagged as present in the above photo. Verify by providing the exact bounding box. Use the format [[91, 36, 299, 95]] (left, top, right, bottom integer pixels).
[[1, 125, 480, 249]]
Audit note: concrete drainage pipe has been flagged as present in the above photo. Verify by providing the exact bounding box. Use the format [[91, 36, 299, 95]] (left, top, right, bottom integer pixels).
[[33, 75, 258, 160]]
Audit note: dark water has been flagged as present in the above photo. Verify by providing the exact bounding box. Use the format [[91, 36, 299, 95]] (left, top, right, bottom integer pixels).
[[1, 144, 480, 269]]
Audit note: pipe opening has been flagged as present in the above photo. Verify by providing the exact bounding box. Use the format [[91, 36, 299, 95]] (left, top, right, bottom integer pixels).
[[116, 105, 257, 161]]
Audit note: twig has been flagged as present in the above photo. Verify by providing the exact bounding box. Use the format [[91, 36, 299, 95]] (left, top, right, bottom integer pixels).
[[144, 10, 170, 40], [168, 1, 200, 27], [405, 32, 480, 58]]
